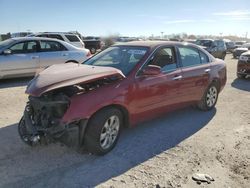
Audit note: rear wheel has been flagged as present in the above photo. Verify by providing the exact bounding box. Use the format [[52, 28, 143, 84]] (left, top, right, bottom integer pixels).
[[84, 108, 123, 155], [197, 83, 219, 111]]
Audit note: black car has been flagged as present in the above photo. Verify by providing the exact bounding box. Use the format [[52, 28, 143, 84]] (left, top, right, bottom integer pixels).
[[196, 39, 227, 60]]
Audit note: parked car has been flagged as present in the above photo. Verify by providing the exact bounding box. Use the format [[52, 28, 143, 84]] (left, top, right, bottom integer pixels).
[[82, 36, 104, 54], [0, 37, 90, 79], [233, 43, 250, 58], [11, 32, 32, 38], [225, 41, 235, 53], [195, 39, 227, 60], [18, 41, 226, 155], [237, 51, 250, 79], [30, 32, 85, 48], [234, 41, 246, 48]]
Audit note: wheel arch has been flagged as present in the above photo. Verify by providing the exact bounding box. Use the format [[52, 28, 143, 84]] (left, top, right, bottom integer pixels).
[[88, 104, 130, 129], [65, 60, 79, 64], [211, 78, 221, 91]]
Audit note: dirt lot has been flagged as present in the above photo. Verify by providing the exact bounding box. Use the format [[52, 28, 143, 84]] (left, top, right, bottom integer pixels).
[[0, 54, 249, 188]]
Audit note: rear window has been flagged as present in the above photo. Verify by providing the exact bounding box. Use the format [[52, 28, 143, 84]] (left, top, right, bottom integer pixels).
[[48, 34, 64, 41], [65, 35, 80, 42]]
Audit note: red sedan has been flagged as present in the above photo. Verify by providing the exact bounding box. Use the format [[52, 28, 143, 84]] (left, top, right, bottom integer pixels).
[[19, 41, 227, 155]]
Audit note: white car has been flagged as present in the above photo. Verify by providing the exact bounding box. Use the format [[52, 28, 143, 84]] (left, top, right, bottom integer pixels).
[[31, 32, 85, 49], [0, 37, 91, 79]]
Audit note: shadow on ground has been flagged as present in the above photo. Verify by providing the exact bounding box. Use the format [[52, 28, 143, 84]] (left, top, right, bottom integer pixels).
[[0, 77, 33, 89], [231, 78, 250, 92], [0, 107, 216, 187]]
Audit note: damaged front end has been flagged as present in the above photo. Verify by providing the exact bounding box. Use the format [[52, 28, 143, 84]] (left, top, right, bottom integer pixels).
[[18, 63, 125, 149], [18, 88, 87, 148]]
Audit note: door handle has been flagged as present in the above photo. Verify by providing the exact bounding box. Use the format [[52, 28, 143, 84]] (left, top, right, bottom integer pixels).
[[204, 68, 211, 73], [62, 53, 69, 56], [31, 56, 39, 59], [172, 75, 183, 81]]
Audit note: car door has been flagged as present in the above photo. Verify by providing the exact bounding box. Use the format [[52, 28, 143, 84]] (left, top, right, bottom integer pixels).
[[37, 40, 69, 68], [0, 40, 39, 77], [177, 46, 211, 103], [130, 46, 184, 123]]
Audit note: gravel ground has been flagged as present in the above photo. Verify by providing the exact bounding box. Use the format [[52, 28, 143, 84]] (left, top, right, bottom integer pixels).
[[0, 54, 249, 188]]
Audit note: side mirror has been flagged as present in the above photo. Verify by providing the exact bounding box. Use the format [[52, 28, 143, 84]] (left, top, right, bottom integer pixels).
[[3, 49, 11, 55], [141, 65, 161, 76]]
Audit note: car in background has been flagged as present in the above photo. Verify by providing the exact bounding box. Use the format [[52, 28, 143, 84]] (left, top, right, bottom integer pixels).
[[0, 37, 90, 79], [233, 43, 250, 58], [237, 51, 250, 79], [18, 41, 226, 155], [225, 41, 235, 53], [195, 39, 227, 60], [234, 41, 246, 48], [30, 32, 85, 48], [11, 32, 32, 38], [82, 36, 105, 54]]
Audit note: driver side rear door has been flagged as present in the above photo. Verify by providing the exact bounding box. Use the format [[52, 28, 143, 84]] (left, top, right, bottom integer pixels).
[[130, 46, 184, 124]]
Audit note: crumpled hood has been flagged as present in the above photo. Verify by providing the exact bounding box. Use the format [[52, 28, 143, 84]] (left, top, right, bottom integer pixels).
[[26, 63, 125, 97]]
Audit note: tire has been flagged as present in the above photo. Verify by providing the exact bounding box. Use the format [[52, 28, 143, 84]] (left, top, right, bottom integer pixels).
[[90, 47, 96, 54], [237, 73, 245, 79], [197, 83, 219, 111], [18, 117, 33, 146], [84, 108, 123, 155]]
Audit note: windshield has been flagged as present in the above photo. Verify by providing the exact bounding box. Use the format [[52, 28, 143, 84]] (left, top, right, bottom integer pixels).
[[84, 46, 148, 76], [195, 40, 213, 47], [0, 39, 14, 50]]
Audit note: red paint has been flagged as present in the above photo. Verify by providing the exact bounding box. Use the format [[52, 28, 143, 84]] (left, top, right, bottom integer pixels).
[[27, 42, 227, 127]]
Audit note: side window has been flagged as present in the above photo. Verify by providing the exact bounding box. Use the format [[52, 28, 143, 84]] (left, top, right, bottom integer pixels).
[[179, 47, 201, 67], [65, 35, 80, 42], [39, 41, 66, 52], [149, 47, 177, 72], [10, 42, 25, 54], [48, 34, 64, 41], [199, 50, 209, 64], [26, 41, 38, 53]]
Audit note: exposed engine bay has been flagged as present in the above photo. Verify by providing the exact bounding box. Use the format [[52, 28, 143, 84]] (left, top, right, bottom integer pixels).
[[18, 76, 121, 148]]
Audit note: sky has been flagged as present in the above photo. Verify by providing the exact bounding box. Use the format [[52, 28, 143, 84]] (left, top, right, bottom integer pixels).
[[0, 0, 250, 37]]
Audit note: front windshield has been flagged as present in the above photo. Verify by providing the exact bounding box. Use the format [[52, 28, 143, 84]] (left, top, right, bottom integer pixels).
[[84, 46, 148, 76], [0, 39, 14, 50]]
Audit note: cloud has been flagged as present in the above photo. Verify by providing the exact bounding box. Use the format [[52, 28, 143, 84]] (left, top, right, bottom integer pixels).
[[164, 19, 195, 24], [212, 10, 250, 16], [212, 10, 250, 21]]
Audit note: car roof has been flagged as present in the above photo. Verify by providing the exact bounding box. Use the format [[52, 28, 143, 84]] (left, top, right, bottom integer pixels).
[[11, 37, 62, 42], [113, 40, 199, 49]]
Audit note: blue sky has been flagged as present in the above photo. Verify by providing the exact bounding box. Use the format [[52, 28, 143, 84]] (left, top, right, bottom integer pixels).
[[1, 0, 250, 37]]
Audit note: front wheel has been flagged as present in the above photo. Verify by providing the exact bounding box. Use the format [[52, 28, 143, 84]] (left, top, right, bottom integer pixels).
[[84, 108, 123, 155], [197, 83, 219, 111]]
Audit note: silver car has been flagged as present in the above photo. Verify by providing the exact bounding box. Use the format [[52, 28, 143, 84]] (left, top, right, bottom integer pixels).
[[0, 37, 90, 79]]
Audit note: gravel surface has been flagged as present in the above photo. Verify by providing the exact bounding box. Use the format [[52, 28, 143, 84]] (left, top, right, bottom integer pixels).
[[0, 54, 249, 188]]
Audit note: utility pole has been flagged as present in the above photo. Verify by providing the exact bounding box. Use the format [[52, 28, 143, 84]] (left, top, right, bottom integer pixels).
[[161, 32, 164, 39], [245, 32, 248, 39]]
